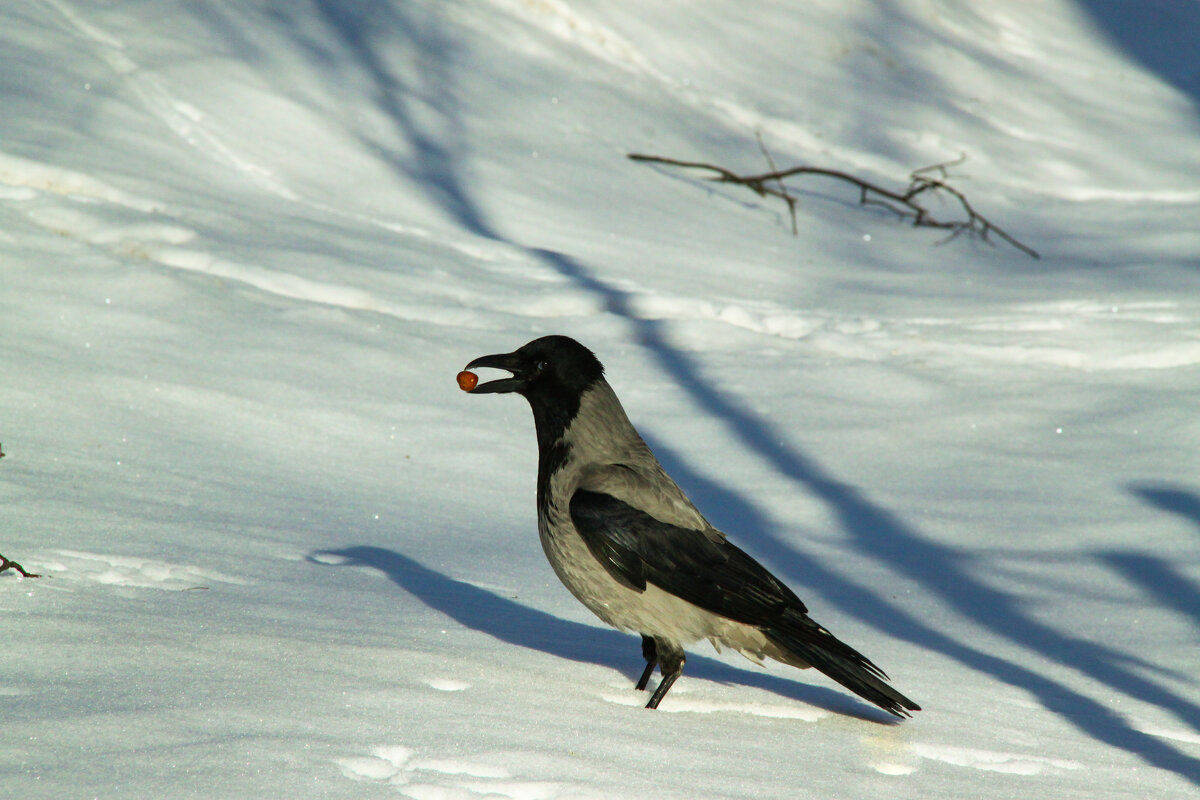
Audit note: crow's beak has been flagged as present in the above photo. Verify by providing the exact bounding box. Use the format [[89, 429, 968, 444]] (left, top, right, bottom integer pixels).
[[463, 351, 526, 394]]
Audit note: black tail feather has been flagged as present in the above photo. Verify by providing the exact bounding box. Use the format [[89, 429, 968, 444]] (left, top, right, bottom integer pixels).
[[764, 614, 920, 719]]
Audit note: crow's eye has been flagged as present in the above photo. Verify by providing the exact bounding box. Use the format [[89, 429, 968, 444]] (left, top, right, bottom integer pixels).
[[534, 359, 549, 374]]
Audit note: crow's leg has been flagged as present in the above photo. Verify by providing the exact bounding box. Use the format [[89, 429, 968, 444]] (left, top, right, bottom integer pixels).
[[645, 638, 685, 710], [635, 635, 657, 691]]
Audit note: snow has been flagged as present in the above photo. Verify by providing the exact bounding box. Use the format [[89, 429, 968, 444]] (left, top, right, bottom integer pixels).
[[3, 1, 1200, 797]]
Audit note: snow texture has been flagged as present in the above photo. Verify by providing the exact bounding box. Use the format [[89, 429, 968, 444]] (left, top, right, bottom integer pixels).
[[3, 1, 1200, 798]]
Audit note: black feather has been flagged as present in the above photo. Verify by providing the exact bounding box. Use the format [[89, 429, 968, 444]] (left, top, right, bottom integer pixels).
[[569, 489, 806, 623], [764, 618, 922, 718]]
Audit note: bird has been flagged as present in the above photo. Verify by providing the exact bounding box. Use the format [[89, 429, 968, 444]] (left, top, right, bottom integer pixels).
[[461, 335, 920, 718]]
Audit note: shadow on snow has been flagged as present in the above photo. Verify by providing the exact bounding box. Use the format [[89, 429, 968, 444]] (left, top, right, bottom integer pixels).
[[307, 545, 893, 722], [1074, 1, 1200, 108], [1100, 485, 1200, 633]]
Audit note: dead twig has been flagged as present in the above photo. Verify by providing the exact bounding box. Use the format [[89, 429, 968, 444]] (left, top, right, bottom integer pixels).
[[0, 553, 40, 578], [627, 151, 1039, 259], [0, 443, 41, 577]]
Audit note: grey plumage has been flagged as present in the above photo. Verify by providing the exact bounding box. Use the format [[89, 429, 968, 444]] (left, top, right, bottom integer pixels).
[[464, 335, 920, 718]]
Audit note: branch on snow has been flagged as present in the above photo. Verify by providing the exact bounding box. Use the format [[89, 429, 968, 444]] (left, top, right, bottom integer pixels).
[[0, 553, 40, 579], [627, 148, 1039, 259], [0, 445, 40, 578]]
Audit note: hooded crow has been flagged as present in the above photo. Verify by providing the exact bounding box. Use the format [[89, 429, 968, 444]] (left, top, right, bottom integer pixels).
[[462, 335, 920, 718]]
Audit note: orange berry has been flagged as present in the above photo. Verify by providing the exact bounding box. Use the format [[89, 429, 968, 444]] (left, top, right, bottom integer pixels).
[[457, 370, 479, 392]]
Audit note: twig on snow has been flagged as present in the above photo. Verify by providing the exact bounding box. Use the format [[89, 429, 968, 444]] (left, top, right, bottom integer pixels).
[[0, 553, 40, 578], [0, 444, 42, 578], [627, 150, 1039, 259]]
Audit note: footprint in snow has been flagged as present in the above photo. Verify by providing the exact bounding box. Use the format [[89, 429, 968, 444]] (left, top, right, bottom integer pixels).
[[333, 744, 599, 799], [43, 549, 247, 591], [862, 737, 1083, 777]]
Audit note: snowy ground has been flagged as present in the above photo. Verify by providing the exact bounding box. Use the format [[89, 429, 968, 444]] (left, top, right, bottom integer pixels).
[[3, 1, 1200, 798]]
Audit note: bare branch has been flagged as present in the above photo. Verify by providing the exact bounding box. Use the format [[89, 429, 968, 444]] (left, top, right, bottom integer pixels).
[[0, 553, 40, 578], [0, 444, 40, 578], [627, 152, 1039, 259]]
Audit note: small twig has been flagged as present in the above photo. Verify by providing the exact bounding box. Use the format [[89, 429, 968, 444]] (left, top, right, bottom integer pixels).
[[0, 445, 41, 577], [0, 553, 40, 578], [755, 132, 797, 235], [627, 152, 1039, 258]]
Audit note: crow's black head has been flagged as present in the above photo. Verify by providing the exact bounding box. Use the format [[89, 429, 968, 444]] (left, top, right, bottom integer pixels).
[[464, 335, 604, 404], [464, 336, 609, 497]]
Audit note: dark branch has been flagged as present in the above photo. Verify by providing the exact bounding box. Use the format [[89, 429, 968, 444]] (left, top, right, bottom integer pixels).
[[627, 152, 1039, 259], [0, 447, 39, 577], [0, 553, 40, 578]]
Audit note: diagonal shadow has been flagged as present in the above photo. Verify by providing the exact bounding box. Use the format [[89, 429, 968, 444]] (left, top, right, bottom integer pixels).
[[301, 0, 491, 238], [307, 545, 894, 721], [1101, 550, 1200, 632], [1102, 485, 1200, 630], [267, 5, 1200, 785], [1131, 484, 1200, 525], [1074, 1, 1200, 107]]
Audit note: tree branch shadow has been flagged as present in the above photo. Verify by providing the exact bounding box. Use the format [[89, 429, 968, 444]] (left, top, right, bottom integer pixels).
[[1100, 484, 1200, 632], [1073, 1, 1200, 107]]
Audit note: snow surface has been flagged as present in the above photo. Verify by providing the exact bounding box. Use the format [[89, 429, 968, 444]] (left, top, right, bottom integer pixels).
[[3, 1, 1200, 798]]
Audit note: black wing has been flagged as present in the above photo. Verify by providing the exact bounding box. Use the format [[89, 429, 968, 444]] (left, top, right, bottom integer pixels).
[[569, 489, 807, 623], [569, 489, 921, 717]]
